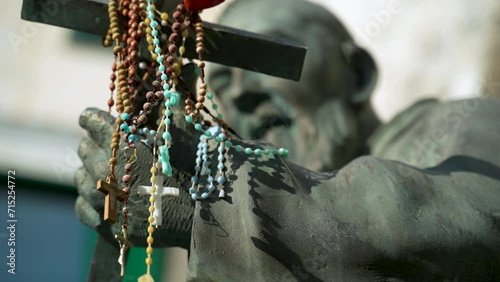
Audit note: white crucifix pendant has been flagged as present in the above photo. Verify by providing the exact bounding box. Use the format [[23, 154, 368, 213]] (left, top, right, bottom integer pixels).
[[138, 174, 180, 226]]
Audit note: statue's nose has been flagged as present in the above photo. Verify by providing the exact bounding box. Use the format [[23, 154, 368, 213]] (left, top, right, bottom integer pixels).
[[230, 69, 270, 113], [232, 90, 271, 113]]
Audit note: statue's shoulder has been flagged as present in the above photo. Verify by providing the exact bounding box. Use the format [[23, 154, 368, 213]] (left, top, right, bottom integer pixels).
[[369, 97, 500, 166], [439, 97, 500, 125], [368, 98, 440, 156]]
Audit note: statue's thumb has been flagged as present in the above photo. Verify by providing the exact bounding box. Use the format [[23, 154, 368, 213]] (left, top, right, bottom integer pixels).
[[80, 108, 116, 148]]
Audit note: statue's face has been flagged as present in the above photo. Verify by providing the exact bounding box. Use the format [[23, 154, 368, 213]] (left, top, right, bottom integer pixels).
[[208, 2, 361, 171]]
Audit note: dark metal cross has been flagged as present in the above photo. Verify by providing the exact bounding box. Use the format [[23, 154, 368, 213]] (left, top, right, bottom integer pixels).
[[20, 0, 307, 81]]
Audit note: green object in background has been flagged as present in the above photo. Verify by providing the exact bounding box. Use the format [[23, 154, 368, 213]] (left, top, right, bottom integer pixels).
[[0, 178, 96, 281], [82, 225, 98, 282], [126, 248, 164, 281], [1, 178, 165, 282]]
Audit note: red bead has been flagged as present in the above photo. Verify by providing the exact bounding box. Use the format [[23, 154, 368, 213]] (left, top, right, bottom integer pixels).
[[138, 115, 148, 124], [172, 22, 181, 31], [169, 33, 179, 43], [122, 175, 131, 183], [183, 0, 225, 11], [129, 50, 137, 59], [168, 45, 178, 53], [173, 11, 184, 21], [177, 4, 186, 12], [108, 98, 114, 107], [152, 81, 161, 90]]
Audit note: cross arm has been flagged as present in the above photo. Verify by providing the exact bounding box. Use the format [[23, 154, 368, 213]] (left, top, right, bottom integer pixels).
[[21, 0, 307, 80]]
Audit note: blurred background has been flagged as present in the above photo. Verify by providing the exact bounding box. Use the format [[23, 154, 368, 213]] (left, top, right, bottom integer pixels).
[[1, 0, 499, 281]]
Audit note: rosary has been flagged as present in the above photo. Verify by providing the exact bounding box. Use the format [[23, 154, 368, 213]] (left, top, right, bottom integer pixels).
[[96, 0, 289, 281]]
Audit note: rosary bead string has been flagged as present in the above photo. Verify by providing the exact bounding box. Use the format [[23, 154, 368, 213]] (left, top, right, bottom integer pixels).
[[141, 97, 169, 277]]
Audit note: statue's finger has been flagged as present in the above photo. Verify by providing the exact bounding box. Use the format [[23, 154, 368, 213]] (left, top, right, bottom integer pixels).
[[79, 107, 116, 148], [78, 137, 110, 181], [74, 166, 105, 211], [75, 196, 102, 229]]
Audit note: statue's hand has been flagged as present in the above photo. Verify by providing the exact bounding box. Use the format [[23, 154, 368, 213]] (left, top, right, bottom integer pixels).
[[74, 108, 195, 249]]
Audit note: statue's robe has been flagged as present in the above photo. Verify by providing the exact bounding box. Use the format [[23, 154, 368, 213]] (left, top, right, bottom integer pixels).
[[187, 98, 500, 281]]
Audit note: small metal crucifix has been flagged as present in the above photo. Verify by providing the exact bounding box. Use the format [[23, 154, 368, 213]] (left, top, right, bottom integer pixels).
[[115, 227, 133, 277]]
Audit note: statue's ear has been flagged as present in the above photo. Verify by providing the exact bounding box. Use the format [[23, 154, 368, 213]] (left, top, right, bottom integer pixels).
[[342, 43, 378, 105]]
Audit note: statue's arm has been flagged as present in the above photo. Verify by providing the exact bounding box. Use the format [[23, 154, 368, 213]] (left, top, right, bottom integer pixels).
[[372, 98, 500, 170], [187, 152, 500, 281], [353, 98, 500, 278], [321, 155, 500, 280]]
